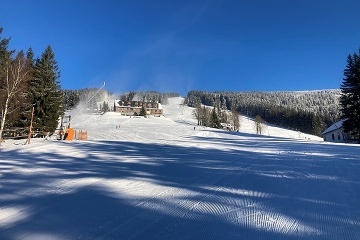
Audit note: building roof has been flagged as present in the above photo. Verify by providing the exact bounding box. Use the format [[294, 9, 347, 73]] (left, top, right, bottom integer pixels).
[[322, 119, 346, 135], [114, 100, 163, 109], [114, 100, 121, 108]]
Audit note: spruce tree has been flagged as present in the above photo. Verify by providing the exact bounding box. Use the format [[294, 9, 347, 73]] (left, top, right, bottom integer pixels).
[[340, 50, 360, 141], [102, 101, 109, 113], [0, 28, 12, 109], [19, 47, 36, 128], [0, 28, 11, 135], [140, 105, 147, 116], [210, 107, 221, 129], [29, 45, 62, 132]]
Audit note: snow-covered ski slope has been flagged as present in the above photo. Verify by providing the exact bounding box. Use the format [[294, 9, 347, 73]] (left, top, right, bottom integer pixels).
[[1, 97, 359, 240]]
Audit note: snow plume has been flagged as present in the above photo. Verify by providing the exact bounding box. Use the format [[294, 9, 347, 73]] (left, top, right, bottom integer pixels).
[[151, 73, 194, 97], [129, 72, 194, 98], [131, 93, 142, 102], [70, 99, 92, 116], [67, 100, 93, 127], [68, 84, 111, 124], [107, 93, 120, 111]]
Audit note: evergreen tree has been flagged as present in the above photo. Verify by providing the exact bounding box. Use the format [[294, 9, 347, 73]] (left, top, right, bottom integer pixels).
[[25, 47, 35, 74], [0, 28, 12, 103], [340, 50, 360, 141], [210, 107, 221, 129], [139, 105, 147, 116], [202, 106, 210, 127], [102, 101, 109, 113], [0, 28, 12, 134], [62, 90, 80, 110], [29, 45, 62, 132], [0, 28, 12, 63], [19, 47, 36, 128], [186, 90, 339, 136]]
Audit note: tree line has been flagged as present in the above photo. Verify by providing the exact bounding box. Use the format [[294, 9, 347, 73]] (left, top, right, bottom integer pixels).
[[118, 91, 179, 105], [0, 28, 62, 141], [185, 90, 340, 136]]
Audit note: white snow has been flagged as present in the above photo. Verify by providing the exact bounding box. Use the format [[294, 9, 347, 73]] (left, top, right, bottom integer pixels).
[[0, 97, 359, 240]]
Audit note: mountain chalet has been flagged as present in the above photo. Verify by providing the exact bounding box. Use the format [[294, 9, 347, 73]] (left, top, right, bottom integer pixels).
[[114, 100, 163, 116]]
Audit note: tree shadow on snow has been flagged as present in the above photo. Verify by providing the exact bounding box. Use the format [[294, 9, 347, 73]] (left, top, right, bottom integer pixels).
[[0, 136, 360, 240]]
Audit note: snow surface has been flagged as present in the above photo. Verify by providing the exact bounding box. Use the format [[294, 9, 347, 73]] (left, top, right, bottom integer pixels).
[[1, 97, 360, 240]]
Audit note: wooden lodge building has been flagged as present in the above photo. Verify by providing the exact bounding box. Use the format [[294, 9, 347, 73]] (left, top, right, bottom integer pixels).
[[114, 100, 163, 116]]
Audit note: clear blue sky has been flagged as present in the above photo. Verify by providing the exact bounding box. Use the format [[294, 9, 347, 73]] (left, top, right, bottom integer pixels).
[[2, 0, 360, 96]]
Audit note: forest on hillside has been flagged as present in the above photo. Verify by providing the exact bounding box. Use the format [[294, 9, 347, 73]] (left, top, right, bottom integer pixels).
[[185, 90, 341, 136]]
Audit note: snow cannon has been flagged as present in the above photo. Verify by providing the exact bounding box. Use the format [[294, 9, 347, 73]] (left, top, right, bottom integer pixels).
[[63, 128, 87, 141], [64, 128, 75, 141]]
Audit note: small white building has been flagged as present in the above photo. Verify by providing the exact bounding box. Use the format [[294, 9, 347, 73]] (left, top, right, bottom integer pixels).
[[322, 120, 348, 143]]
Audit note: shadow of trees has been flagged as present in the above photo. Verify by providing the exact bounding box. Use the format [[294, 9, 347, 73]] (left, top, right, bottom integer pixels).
[[0, 134, 360, 239]]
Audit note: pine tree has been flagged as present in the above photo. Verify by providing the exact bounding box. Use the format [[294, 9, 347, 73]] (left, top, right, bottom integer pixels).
[[202, 106, 210, 127], [0, 28, 12, 135], [19, 47, 36, 128], [28, 45, 62, 132], [139, 105, 147, 116], [102, 101, 109, 113], [62, 90, 80, 110], [210, 107, 221, 129], [340, 50, 360, 141]]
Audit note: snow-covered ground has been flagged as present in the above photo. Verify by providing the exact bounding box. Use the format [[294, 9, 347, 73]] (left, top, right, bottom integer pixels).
[[1, 97, 359, 240]]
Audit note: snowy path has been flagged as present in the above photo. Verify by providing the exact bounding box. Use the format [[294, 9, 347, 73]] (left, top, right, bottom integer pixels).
[[0, 98, 359, 239]]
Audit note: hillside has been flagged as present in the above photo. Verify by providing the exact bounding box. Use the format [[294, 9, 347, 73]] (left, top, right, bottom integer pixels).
[[1, 98, 359, 240], [65, 97, 322, 142], [186, 89, 341, 136]]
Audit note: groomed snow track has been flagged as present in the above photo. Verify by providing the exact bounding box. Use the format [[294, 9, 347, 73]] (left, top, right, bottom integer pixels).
[[0, 97, 359, 240]]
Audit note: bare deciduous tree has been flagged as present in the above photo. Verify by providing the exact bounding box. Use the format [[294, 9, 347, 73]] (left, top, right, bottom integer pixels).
[[0, 51, 31, 142], [253, 115, 265, 134], [201, 106, 211, 127], [193, 105, 202, 125], [231, 108, 240, 131], [193, 105, 211, 127]]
